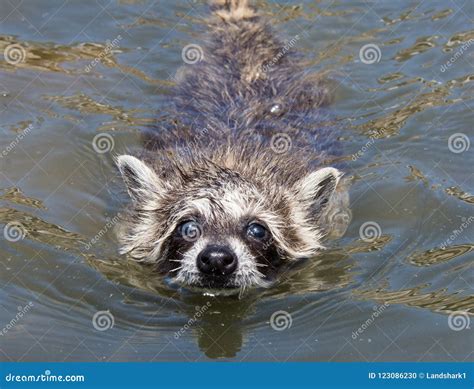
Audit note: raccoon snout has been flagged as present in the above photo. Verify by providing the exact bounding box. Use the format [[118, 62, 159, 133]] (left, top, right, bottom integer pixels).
[[196, 245, 238, 276]]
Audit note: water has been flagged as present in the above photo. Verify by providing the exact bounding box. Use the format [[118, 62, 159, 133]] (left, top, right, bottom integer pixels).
[[1, 0, 473, 361]]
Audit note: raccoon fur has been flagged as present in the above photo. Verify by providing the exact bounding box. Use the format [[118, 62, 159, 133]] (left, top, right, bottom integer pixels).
[[116, 0, 351, 294]]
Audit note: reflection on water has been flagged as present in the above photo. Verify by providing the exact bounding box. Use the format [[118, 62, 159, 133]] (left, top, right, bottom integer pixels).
[[356, 286, 474, 315], [0, 0, 473, 361], [408, 244, 473, 267], [446, 186, 474, 204]]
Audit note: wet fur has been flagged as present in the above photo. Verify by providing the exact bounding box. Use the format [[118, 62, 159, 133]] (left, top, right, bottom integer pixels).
[[116, 0, 351, 292]]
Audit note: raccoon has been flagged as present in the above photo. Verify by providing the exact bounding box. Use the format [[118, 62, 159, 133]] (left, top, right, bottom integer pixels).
[[115, 0, 351, 294]]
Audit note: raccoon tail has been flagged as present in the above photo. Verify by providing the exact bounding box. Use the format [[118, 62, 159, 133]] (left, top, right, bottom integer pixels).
[[210, 0, 258, 22]]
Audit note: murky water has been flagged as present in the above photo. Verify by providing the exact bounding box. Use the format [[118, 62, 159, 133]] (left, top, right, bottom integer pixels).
[[1, 0, 473, 361]]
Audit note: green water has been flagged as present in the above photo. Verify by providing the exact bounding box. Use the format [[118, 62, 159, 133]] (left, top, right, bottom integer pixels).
[[0, 0, 472, 361]]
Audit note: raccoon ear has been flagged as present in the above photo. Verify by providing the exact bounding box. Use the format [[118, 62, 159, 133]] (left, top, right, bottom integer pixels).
[[116, 155, 164, 203], [294, 167, 341, 220]]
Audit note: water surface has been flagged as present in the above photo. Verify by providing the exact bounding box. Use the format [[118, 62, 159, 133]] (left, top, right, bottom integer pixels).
[[0, 0, 473, 361]]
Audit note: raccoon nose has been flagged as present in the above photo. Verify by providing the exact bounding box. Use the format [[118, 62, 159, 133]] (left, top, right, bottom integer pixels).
[[197, 245, 237, 276]]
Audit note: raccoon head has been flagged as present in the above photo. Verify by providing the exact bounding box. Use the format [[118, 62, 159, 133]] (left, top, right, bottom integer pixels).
[[116, 154, 344, 294]]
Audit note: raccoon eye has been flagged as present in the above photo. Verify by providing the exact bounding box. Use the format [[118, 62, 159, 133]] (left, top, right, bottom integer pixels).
[[247, 223, 268, 240], [178, 220, 202, 241]]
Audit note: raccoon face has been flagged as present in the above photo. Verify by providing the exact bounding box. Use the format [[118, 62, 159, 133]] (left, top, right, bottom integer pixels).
[[116, 155, 344, 293]]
